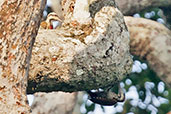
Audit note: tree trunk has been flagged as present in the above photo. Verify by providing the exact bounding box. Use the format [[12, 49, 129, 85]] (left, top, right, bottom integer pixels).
[[0, 0, 46, 113]]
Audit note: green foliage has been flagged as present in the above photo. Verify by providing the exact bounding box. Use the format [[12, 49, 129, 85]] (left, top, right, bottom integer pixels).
[[85, 102, 95, 114], [121, 63, 171, 114], [139, 8, 162, 20]]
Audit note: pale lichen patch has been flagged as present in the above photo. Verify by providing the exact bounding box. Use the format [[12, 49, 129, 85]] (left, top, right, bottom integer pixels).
[[48, 46, 60, 54], [76, 69, 84, 76], [33, 47, 39, 53]]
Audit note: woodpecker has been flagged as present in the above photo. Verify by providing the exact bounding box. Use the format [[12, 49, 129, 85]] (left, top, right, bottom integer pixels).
[[40, 12, 63, 29], [87, 84, 125, 106]]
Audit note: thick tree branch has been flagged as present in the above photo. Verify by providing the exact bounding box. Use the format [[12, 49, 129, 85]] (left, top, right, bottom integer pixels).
[[116, 0, 171, 15], [125, 16, 171, 87], [27, 0, 133, 94], [115, 0, 171, 29], [0, 0, 46, 113]]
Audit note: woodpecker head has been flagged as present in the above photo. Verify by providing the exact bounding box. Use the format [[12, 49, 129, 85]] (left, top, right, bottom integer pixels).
[[46, 12, 63, 29], [40, 12, 63, 29]]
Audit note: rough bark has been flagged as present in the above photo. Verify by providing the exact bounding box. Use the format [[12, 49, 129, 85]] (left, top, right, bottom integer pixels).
[[31, 92, 77, 114], [115, 0, 171, 15], [27, 0, 133, 94], [125, 16, 171, 87], [0, 0, 46, 113]]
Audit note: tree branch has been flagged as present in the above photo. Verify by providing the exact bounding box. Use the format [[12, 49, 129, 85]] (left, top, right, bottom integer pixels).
[[125, 16, 171, 87], [115, 0, 171, 29], [116, 0, 171, 15], [27, 0, 133, 94]]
